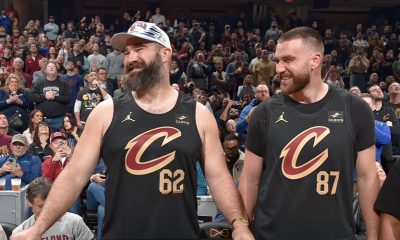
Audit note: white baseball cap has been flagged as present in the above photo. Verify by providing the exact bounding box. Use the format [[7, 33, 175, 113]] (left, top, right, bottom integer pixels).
[[111, 21, 171, 50]]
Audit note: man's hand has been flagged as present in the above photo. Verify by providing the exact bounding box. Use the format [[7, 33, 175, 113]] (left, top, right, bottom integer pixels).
[[1, 162, 13, 173], [10, 226, 42, 240], [45, 91, 55, 100], [91, 173, 106, 184], [11, 163, 24, 178], [232, 224, 254, 240]]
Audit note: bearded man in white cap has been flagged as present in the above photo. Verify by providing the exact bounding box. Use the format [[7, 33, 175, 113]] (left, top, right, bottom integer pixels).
[[11, 21, 253, 240]]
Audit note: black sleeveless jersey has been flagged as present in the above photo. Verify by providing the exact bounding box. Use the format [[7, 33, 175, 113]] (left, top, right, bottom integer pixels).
[[101, 91, 202, 239], [247, 86, 374, 240]]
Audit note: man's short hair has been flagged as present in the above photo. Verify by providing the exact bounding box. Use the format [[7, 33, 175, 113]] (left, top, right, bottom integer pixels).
[[97, 67, 107, 72], [278, 26, 324, 53], [224, 133, 238, 142], [26, 177, 53, 203]]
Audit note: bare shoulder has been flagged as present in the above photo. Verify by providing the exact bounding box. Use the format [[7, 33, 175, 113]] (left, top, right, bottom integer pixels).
[[195, 102, 218, 139], [83, 98, 114, 137]]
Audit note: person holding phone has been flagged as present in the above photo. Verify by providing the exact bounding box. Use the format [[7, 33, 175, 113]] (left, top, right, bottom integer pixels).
[[0, 134, 41, 190], [41, 132, 81, 214]]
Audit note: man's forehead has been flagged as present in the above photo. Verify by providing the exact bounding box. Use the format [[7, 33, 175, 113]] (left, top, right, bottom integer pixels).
[[124, 38, 154, 48]]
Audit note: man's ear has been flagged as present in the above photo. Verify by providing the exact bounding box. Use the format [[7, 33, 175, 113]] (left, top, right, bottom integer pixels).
[[311, 52, 323, 70], [160, 48, 172, 63]]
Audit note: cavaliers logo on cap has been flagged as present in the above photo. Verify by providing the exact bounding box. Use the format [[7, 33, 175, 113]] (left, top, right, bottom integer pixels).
[[125, 127, 181, 175], [280, 126, 330, 179]]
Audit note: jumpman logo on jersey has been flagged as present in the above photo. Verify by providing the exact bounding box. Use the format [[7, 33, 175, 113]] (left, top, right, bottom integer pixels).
[[275, 112, 288, 123], [121, 112, 135, 123]]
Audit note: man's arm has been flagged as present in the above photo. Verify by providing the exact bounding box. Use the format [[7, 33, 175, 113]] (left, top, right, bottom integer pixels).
[[10, 99, 114, 240], [355, 145, 380, 239], [380, 213, 400, 240], [238, 149, 263, 219], [195, 103, 253, 239]]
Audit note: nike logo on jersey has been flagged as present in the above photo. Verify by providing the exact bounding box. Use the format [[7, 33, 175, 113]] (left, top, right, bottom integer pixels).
[[121, 112, 135, 123]]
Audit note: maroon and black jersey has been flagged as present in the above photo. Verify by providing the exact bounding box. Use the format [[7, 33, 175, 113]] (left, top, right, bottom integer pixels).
[[102, 91, 201, 239], [246, 86, 375, 239]]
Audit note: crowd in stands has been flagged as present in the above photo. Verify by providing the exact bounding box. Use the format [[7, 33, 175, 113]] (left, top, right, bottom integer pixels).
[[1, 2, 400, 238]]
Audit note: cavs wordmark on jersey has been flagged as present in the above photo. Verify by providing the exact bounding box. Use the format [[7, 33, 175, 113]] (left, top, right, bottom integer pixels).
[[250, 87, 374, 240], [102, 92, 201, 239]]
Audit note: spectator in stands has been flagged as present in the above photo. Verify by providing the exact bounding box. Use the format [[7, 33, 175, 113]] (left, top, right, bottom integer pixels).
[[226, 118, 245, 150], [0, 9, 12, 35], [222, 133, 244, 183], [74, 71, 111, 128], [151, 7, 166, 27], [237, 74, 255, 101], [0, 73, 31, 132], [324, 65, 345, 88], [210, 60, 227, 92], [24, 43, 43, 84], [61, 113, 80, 150], [374, 158, 400, 239], [204, 23, 219, 51], [0, 114, 11, 157], [43, 16, 58, 42], [236, 83, 269, 134], [369, 32, 384, 54], [366, 72, 379, 88], [28, 121, 52, 162], [104, 48, 124, 81], [62, 20, 79, 42], [60, 60, 84, 112], [348, 47, 369, 92], [42, 131, 81, 214], [87, 159, 106, 240], [88, 43, 105, 69], [1, 45, 14, 71], [386, 81, 400, 154], [361, 93, 391, 162], [0, 68, 7, 87], [349, 86, 362, 96], [252, 49, 276, 87], [323, 29, 337, 54], [32, 57, 48, 84], [337, 32, 352, 66], [384, 33, 399, 56], [37, 35, 49, 57], [12, 58, 32, 89], [22, 109, 43, 144], [0, 111, 19, 136], [249, 43, 262, 71], [54, 54, 66, 75], [65, 42, 89, 74], [30, 62, 72, 131], [382, 49, 395, 80], [12, 177, 94, 239], [264, 21, 278, 43], [226, 51, 245, 97], [369, 49, 384, 76], [353, 33, 369, 51], [368, 84, 399, 173], [96, 67, 115, 96], [169, 58, 187, 90], [188, 51, 211, 91], [0, 134, 41, 190]]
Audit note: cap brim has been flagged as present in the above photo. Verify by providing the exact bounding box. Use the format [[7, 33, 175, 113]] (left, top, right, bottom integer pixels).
[[51, 136, 67, 142], [111, 32, 170, 50], [11, 140, 26, 145]]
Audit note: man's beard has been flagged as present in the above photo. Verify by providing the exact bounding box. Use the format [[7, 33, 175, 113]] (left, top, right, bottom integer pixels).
[[123, 53, 164, 91], [280, 69, 310, 95]]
